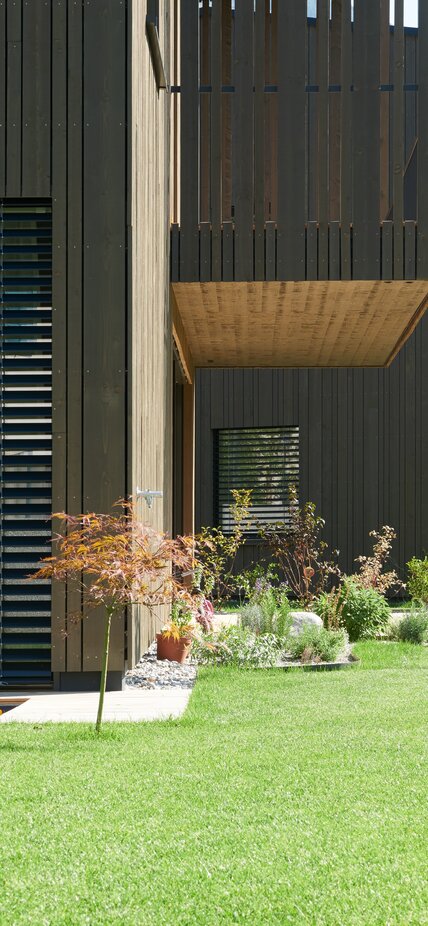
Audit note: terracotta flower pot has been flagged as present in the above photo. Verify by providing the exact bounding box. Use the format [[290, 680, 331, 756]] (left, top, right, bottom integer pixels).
[[156, 633, 191, 664]]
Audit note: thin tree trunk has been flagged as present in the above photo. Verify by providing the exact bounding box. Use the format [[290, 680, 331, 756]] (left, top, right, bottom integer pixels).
[[95, 607, 113, 733]]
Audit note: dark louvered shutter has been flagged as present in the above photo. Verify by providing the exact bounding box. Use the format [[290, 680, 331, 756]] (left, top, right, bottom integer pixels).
[[0, 200, 52, 688], [215, 427, 299, 535]]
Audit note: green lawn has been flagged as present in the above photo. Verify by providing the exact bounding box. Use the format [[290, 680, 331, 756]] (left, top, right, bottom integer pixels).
[[1, 643, 428, 926]]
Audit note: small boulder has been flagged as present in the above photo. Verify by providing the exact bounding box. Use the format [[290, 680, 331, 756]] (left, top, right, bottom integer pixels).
[[289, 610, 323, 635]]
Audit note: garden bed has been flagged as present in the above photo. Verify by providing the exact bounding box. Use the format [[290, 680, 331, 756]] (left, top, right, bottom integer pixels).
[[278, 650, 358, 671]]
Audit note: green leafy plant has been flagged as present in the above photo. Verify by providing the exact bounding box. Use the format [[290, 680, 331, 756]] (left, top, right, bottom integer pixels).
[[258, 486, 340, 607], [160, 601, 198, 641], [316, 577, 390, 641], [241, 585, 291, 639], [194, 488, 252, 604], [407, 557, 428, 605], [192, 625, 280, 668], [34, 500, 194, 732], [397, 609, 428, 644], [288, 626, 346, 663]]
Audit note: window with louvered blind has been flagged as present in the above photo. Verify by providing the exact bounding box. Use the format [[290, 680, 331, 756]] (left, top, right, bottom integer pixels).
[[0, 200, 52, 688], [214, 427, 299, 535]]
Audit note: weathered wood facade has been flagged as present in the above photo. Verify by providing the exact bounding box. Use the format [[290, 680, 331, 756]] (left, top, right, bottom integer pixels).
[[0, 0, 174, 688]]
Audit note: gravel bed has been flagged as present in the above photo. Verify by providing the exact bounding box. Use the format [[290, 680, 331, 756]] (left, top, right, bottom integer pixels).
[[124, 642, 197, 690]]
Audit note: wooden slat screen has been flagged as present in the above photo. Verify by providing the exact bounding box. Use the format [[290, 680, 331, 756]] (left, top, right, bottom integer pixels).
[[172, 3, 424, 284], [215, 426, 299, 535], [0, 199, 52, 687]]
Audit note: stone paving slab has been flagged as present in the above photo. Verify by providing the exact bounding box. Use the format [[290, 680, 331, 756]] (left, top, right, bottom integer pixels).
[[0, 689, 191, 723]]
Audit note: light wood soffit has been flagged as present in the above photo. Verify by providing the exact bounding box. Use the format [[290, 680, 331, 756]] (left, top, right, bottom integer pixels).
[[171, 281, 428, 369], [171, 286, 194, 383]]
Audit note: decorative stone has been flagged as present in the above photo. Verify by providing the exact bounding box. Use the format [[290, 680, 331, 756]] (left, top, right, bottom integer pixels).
[[289, 610, 323, 635], [124, 641, 197, 691]]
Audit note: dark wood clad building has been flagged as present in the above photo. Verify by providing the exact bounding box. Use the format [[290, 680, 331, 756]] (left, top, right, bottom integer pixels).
[[0, 0, 427, 689]]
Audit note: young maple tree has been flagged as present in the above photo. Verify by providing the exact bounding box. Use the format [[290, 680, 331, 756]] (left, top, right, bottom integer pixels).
[[33, 500, 194, 732]]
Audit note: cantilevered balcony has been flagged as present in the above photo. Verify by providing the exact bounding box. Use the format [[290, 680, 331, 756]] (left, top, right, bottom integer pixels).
[[171, 1, 428, 372]]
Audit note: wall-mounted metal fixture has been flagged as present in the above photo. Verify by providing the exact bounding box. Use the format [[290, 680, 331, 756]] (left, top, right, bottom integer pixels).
[[146, 17, 167, 91], [136, 488, 164, 509]]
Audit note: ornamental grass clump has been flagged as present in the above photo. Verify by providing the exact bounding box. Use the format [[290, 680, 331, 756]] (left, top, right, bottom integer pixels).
[[241, 584, 291, 640], [397, 609, 428, 644], [288, 626, 347, 663], [192, 625, 280, 668], [33, 500, 195, 732]]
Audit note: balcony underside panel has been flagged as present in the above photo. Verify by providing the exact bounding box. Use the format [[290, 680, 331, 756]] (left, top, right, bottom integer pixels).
[[171, 280, 428, 369]]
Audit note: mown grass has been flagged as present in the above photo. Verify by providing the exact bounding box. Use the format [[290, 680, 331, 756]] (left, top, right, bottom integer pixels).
[[1, 643, 428, 925]]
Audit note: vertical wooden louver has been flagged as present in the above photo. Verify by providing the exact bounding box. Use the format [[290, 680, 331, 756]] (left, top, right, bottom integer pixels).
[[0, 200, 52, 688], [215, 426, 300, 535]]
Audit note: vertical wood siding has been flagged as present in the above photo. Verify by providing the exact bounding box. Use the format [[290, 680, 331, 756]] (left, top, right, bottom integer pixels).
[[128, 0, 174, 664], [196, 318, 428, 579], [0, 0, 173, 675]]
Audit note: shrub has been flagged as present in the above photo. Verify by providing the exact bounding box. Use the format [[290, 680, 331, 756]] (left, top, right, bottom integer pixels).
[[241, 585, 291, 639], [258, 486, 340, 607], [192, 625, 280, 668], [316, 577, 390, 641], [288, 626, 346, 663], [354, 526, 402, 595], [194, 489, 252, 604], [397, 610, 428, 644], [407, 557, 428, 605]]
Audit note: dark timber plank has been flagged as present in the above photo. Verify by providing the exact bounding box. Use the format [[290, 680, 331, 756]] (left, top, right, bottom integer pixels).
[[317, 0, 329, 278], [22, 0, 51, 196], [265, 222, 275, 281], [393, 0, 404, 279], [0, 0, 6, 195], [200, 0, 210, 222], [234, 0, 254, 280], [254, 0, 265, 278], [200, 222, 211, 282], [380, 0, 390, 220], [340, 0, 352, 279], [307, 222, 318, 281], [404, 221, 416, 280], [353, 0, 381, 280], [51, 0, 67, 673], [6, 0, 22, 196], [82, 0, 126, 671], [329, 222, 340, 280], [66, 0, 83, 671], [222, 221, 234, 281], [210, 0, 222, 280], [180, 0, 199, 281], [329, 0, 342, 220], [277, 0, 306, 280], [418, 0, 428, 276], [382, 221, 393, 279]]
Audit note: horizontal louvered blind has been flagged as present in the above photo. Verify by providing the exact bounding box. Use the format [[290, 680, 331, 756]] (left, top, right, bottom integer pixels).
[[215, 426, 299, 535], [0, 200, 52, 688]]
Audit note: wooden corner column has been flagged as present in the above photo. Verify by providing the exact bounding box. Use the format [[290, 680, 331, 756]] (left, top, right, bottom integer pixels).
[[182, 382, 195, 535]]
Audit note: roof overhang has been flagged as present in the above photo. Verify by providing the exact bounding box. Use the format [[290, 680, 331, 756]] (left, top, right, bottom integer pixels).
[[171, 280, 428, 382]]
